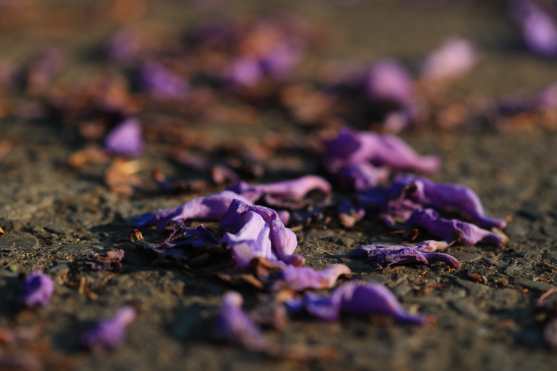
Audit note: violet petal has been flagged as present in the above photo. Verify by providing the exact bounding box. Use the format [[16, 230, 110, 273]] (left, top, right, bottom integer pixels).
[[351, 241, 460, 268], [215, 292, 268, 351], [421, 38, 477, 82], [511, 0, 557, 58], [365, 60, 414, 108], [287, 282, 425, 324], [226, 58, 263, 87], [395, 175, 507, 229], [275, 264, 351, 291], [133, 191, 251, 227], [335, 162, 389, 191], [228, 175, 331, 205], [21, 272, 54, 307], [138, 62, 188, 98], [104, 118, 144, 157], [81, 306, 136, 350], [406, 208, 506, 247]]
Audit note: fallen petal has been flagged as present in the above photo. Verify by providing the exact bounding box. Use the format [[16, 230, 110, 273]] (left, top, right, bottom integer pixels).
[[104, 118, 144, 157], [274, 264, 351, 291], [21, 272, 54, 307], [81, 306, 136, 350]]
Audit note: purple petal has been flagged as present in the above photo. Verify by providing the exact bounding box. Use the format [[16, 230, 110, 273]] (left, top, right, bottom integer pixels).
[[259, 44, 300, 79], [226, 58, 263, 87], [275, 264, 351, 291], [21, 272, 54, 307], [133, 191, 251, 228], [106, 30, 142, 62], [324, 128, 440, 175], [215, 292, 268, 351], [288, 282, 425, 325], [104, 118, 143, 157], [228, 175, 331, 204], [335, 162, 390, 191], [220, 200, 301, 267], [81, 306, 136, 350], [138, 62, 188, 99], [421, 38, 477, 82], [394, 175, 506, 229], [511, 0, 557, 57], [351, 241, 459, 268], [365, 60, 414, 108], [407, 208, 507, 247]]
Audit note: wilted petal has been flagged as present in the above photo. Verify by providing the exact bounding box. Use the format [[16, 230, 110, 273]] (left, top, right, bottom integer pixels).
[[351, 240, 460, 268], [22, 272, 54, 307], [133, 191, 251, 227], [407, 209, 507, 247], [215, 292, 268, 351], [335, 162, 390, 191], [274, 264, 351, 291], [104, 119, 143, 157], [324, 128, 440, 175], [395, 175, 506, 229], [226, 58, 263, 87], [220, 200, 301, 267], [421, 38, 477, 82], [365, 60, 414, 107], [511, 0, 557, 58], [229, 175, 331, 205], [259, 44, 300, 79], [287, 282, 425, 324], [82, 307, 136, 350], [138, 62, 188, 98]]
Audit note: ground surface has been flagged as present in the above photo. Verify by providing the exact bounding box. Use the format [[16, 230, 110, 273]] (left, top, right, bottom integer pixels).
[[1, 1, 557, 370]]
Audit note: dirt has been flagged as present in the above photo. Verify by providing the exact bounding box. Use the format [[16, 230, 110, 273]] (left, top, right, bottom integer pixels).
[[1, 1, 557, 370]]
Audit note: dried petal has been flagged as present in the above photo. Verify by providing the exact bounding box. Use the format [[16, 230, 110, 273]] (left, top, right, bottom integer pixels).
[[287, 281, 425, 324], [22, 272, 54, 307], [104, 119, 143, 157], [215, 292, 268, 351], [137, 62, 188, 98], [220, 200, 302, 267], [228, 175, 331, 205], [274, 264, 351, 291], [133, 191, 251, 227], [421, 38, 477, 82], [393, 175, 506, 229], [324, 128, 440, 176], [351, 240, 460, 268], [511, 0, 557, 58], [81, 307, 136, 350], [407, 209, 506, 247], [365, 60, 414, 108]]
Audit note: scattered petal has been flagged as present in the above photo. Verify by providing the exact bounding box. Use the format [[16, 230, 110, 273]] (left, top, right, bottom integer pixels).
[[81, 307, 136, 350], [137, 62, 188, 98], [214, 292, 268, 351], [365, 60, 414, 108], [133, 190, 251, 227], [21, 272, 54, 308], [104, 118, 143, 157], [406, 208, 507, 247], [274, 264, 351, 291], [351, 240, 460, 268], [511, 0, 557, 58], [287, 281, 425, 324], [421, 38, 477, 82]]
